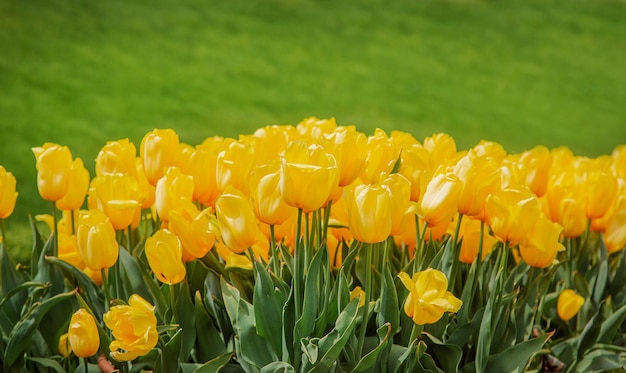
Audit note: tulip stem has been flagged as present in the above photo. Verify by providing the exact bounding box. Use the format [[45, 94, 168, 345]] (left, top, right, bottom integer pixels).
[[448, 213, 464, 292], [101, 268, 110, 312], [294, 208, 303, 325], [475, 220, 485, 305], [83, 357, 88, 373], [356, 242, 373, 361], [0, 218, 7, 247], [409, 323, 423, 344], [413, 217, 428, 273], [269, 224, 279, 275], [52, 202, 58, 257]]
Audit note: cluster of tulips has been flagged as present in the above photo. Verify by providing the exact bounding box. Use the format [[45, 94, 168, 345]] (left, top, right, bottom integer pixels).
[[0, 117, 625, 373]]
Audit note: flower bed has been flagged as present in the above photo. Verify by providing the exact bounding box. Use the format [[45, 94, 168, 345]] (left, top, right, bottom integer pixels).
[[1, 117, 625, 372]]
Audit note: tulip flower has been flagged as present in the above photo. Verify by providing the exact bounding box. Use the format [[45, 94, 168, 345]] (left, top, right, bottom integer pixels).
[[458, 218, 497, 264], [453, 150, 500, 217], [419, 169, 461, 228], [519, 216, 564, 268], [103, 294, 159, 361], [280, 141, 339, 213], [0, 166, 18, 219], [95, 139, 137, 177], [398, 268, 462, 325], [604, 198, 626, 254], [140, 128, 180, 186], [250, 162, 294, 226], [557, 289, 584, 321], [472, 140, 507, 162], [381, 173, 413, 235], [584, 168, 618, 220], [399, 144, 430, 202], [296, 116, 337, 140], [216, 139, 256, 195], [155, 167, 194, 223], [135, 159, 156, 209], [145, 229, 186, 284], [485, 187, 543, 245], [68, 309, 100, 358], [347, 183, 392, 244], [350, 286, 365, 307], [254, 125, 298, 160], [423, 133, 458, 170], [181, 138, 224, 206], [545, 174, 587, 238], [168, 200, 216, 262], [515, 145, 552, 198], [322, 125, 367, 187], [360, 129, 398, 184], [76, 209, 119, 271], [215, 187, 260, 254], [56, 158, 90, 212], [91, 173, 142, 230], [58, 332, 72, 358], [32, 143, 73, 201]]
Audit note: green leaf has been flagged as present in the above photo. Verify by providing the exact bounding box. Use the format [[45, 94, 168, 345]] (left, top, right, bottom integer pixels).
[[592, 258, 608, 306], [1, 242, 27, 322], [422, 332, 463, 373], [26, 356, 65, 373], [193, 291, 227, 362], [118, 247, 153, 302], [0, 281, 46, 312], [577, 305, 604, 361], [351, 323, 392, 372], [387, 340, 417, 373], [390, 151, 403, 174], [254, 260, 285, 357], [571, 347, 626, 373], [192, 352, 235, 373], [45, 256, 105, 316], [173, 281, 197, 361], [260, 361, 296, 373], [160, 328, 183, 373], [4, 289, 76, 367], [475, 288, 496, 373], [485, 334, 550, 373], [295, 246, 324, 344], [137, 253, 169, 321], [377, 262, 399, 335], [29, 215, 45, 279], [598, 303, 626, 344]]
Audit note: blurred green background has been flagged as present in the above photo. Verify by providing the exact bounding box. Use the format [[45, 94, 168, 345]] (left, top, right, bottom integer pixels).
[[1, 0, 625, 258]]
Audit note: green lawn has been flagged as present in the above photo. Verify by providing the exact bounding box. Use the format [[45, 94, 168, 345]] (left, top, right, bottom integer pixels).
[[1, 0, 625, 258]]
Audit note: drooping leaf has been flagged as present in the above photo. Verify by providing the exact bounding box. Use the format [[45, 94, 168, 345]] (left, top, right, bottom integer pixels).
[[351, 323, 392, 372]]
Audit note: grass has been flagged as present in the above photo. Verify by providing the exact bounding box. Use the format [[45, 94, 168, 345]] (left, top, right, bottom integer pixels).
[[1, 0, 625, 258]]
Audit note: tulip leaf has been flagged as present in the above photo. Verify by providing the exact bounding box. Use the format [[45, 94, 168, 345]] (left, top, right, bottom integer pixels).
[[254, 260, 285, 357], [421, 332, 462, 373], [576, 348, 626, 372], [187, 352, 235, 373], [1, 243, 27, 320], [159, 328, 183, 373], [26, 356, 65, 373], [484, 333, 550, 373], [260, 361, 296, 373], [118, 247, 153, 304], [173, 281, 197, 361], [387, 340, 417, 373], [295, 244, 324, 344], [204, 272, 234, 345], [4, 289, 75, 367], [194, 291, 227, 362], [598, 303, 626, 344], [137, 253, 169, 321], [351, 323, 392, 372], [29, 215, 46, 279], [475, 283, 496, 373], [592, 257, 608, 306], [448, 307, 485, 348], [302, 299, 359, 373], [577, 304, 604, 361], [377, 261, 400, 335]]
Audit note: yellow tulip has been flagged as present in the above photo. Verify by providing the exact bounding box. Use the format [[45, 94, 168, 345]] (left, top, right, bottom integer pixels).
[[557, 289, 584, 321], [485, 187, 542, 245], [155, 167, 194, 223], [76, 209, 119, 271], [604, 198, 626, 254], [91, 173, 142, 230], [0, 166, 18, 219], [32, 143, 73, 201], [253, 125, 298, 161], [322, 126, 367, 187], [280, 141, 338, 213], [381, 173, 412, 236], [140, 128, 180, 186], [360, 129, 398, 184], [398, 268, 462, 325], [453, 150, 501, 217], [347, 184, 392, 244], [515, 145, 552, 198], [58, 332, 72, 358], [168, 200, 216, 262], [68, 309, 100, 358], [103, 294, 158, 361], [145, 229, 186, 284], [250, 162, 294, 226], [56, 158, 90, 211], [181, 138, 225, 206], [136, 159, 156, 209], [419, 169, 461, 228], [519, 216, 564, 268], [216, 139, 256, 195], [350, 286, 365, 307], [215, 187, 260, 254], [95, 139, 137, 177], [458, 218, 497, 264], [398, 144, 430, 202], [423, 133, 458, 170], [545, 172, 587, 238], [472, 140, 507, 162], [296, 116, 337, 140], [584, 167, 618, 220]]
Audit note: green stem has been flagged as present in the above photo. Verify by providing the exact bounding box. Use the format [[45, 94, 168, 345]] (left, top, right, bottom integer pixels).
[[356, 242, 373, 361], [0, 218, 7, 247], [83, 357, 88, 373], [413, 217, 428, 273], [322, 200, 333, 244], [448, 213, 464, 292], [294, 208, 303, 325], [409, 323, 424, 344], [127, 227, 133, 252], [70, 210, 76, 235], [269, 224, 279, 275], [52, 202, 59, 257], [101, 268, 111, 312], [475, 220, 485, 305], [566, 238, 573, 288]]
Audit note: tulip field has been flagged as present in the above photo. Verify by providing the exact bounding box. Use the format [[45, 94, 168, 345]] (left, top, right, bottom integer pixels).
[[0, 118, 625, 372]]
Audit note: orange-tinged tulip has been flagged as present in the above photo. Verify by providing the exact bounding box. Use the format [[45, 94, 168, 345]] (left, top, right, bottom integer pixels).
[[545, 175, 587, 238], [519, 217, 564, 268], [168, 200, 216, 261], [32, 143, 73, 201], [56, 158, 90, 211], [453, 150, 500, 217], [419, 169, 461, 228], [604, 198, 626, 254], [398, 268, 462, 325], [0, 166, 18, 219], [182, 138, 224, 206], [584, 168, 618, 220], [96, 139, 137, 177], [140, 128, 180, 186], [381, 173, 412, 235], [216, 139, 256, 195], [103, 294, 158, 361], [58, 333, 72, 358], [347, 184, 392, 244], [250, 162, 294, 226], [59, 233, 84, 269], [485, 187, 542, 245], [280, 141, 338, 213], [91, 173, 142, 230], [458, 218, 497, 264], [323, 126, 367, 187], [145, 229, 186, 284], [68, 309, 100, 358], [76, 209, 119, 271], [515, 145, 552, 198], [557, 289, 584, 321], [215, 187, 260, 254], [155, 167, 194, 223]]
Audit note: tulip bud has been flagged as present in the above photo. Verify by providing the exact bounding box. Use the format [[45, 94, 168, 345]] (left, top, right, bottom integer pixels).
[[0, 166, 18, 219], [215, 187, 260, 254], [76, 209, 119, 271], [68, 309, 100, 358], [140, 128, 179, 186], [96, 139, 137, 177], [155, 167, 194, 223], [56, 158, 90, 211], [145, 229, 186, 284], [557, 289, 584, 321], [32, 143, 73, 201], [347, 184, 392, 244]]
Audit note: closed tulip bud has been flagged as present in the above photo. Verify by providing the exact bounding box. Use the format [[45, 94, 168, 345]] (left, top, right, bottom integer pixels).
[[250, 162, 294, 226], [215, 187, 260, 254], [472, 140, 507, 162], [140, 128, 180, 186], [280, 141, 339, 213], [361, 129, 398, 184], [419, 169, 461, 228], [545, 174, 587, 238], [381, 173, 412, 236], [96, 139, 137, 177], [519, 217, 564, 268], [91, 173, 142, 230], [216, 139, 255, 195], [604, 198, 626, 254], [136, 159, 156, 209], [254, 125, 298, 160], [68, 309, 100, 358], [458, 218, 497, 264], [296, 116, 337, 140], [58, 333, 72, 358], [423, 133, 457, 170], [585, 168, 618, 220], [168, 200, 216, 261], [182, 138, 224, 206], [323, 126, 367, 187], [398, 268, 462, 325], [32, 143, 73, 201], [76, 209, 119, 271], [515, 145, 552, 198], [454, 150, 501, 217], [557, 289, 584, 321], [145, 229, 186, 284], [155, 167, 194, 222], [0, 166, 18, 219], [485, 187, 543, 245], [103, 294, 158, 361], [55, 158, 90, 212], [347, 184, 392, 244], [399, 145, 430, 202]]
